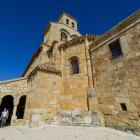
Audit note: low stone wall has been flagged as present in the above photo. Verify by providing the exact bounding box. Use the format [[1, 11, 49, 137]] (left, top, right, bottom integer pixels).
[[28, 108, 105, 127], [59, 110, 104, 126]]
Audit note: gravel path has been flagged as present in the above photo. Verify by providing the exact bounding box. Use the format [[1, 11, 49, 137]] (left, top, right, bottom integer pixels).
[[0, 125, 140, 140]]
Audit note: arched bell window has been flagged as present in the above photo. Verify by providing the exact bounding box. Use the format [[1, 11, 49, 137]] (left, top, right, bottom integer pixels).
[[72, 22, 75, 28], [70, 57, 79, 75], [66, 19, 69, 25], [61, 32, 68, 42]]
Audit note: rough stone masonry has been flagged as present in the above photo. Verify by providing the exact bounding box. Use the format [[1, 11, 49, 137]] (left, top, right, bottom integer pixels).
[[0, 10, 140, 135]]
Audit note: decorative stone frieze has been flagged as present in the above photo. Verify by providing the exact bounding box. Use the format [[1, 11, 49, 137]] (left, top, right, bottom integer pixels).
[[59, 35, 99, 50]]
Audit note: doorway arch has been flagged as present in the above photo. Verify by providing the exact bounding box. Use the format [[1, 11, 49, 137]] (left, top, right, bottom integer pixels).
[[0, 95, 14, 126], [16, 95, 26, 119]]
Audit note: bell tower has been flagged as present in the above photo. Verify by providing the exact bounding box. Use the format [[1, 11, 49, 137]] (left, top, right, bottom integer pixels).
[[58, 12, 78, 30], [43, 12, 80, 46]]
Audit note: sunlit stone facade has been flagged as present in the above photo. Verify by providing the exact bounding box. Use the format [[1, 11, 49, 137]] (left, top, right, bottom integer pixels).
[[0, 11, 140, 135]]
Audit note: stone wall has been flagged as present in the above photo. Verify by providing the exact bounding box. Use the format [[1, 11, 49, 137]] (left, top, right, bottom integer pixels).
[[26, 71, 62, 127], [61, 43, 89, 111], [1, 10, 140, 133], [43, 23, 81, 46], [90, 22, 140, 133], [0, 77, 30, 125], [0, 77, 30, 100]]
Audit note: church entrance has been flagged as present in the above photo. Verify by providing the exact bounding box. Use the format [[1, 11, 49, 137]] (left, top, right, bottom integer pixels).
[[16, 95, 26, 119], [0, 95, 14, 126]]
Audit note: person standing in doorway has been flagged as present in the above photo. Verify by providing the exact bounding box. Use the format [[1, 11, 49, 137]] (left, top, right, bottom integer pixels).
[[0, 108, 9, 127]]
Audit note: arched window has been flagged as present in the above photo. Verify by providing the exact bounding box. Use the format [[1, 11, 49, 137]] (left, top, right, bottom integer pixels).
[[70, 57, 79, 74], [71, 35, 78, 40], [72, 22, 75, 28], [61, 32, 68, 42], [66, 19, 69, 24]]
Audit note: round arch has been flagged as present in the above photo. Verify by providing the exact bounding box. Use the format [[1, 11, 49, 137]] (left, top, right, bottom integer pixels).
[[0, 95, 14, 126], [60, 29, 70, 36], [71, 34, 78, 39], [0, 94, 15, 100], [60, 32, 68, 42], [16, 95, 27, 119], [68, 56, 80, 63]]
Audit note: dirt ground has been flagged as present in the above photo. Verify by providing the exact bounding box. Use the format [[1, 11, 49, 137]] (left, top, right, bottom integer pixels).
[[0, 125, 140, 140]]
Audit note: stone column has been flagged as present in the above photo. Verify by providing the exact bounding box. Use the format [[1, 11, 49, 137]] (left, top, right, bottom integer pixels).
[[52, 41, 58, 62], [84, 35, 98, 111], [55, 43, 61, 69], [60, 47, 65, 110], [61, 47, 64, 77], [0, 99, 2, 105], [11, 99, 19, 125]]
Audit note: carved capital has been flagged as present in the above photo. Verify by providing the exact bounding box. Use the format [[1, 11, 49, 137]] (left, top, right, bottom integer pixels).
[[13, 99, 19, 106]]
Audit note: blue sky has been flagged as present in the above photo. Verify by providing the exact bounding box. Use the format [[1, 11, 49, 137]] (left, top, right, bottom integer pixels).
[[0, 0, 140, 81]]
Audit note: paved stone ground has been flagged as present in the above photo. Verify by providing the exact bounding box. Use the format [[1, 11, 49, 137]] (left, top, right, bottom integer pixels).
[[0, 125, 140, 140]]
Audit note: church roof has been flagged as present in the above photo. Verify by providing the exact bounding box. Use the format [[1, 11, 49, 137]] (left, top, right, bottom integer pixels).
[[28, 63, 61, 78], [90, 9, 140, 52], [57, 11, 77, 22], [22, 44, 44, 77]]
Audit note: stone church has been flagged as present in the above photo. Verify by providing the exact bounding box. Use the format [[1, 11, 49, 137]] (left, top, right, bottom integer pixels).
[[0, 10, 140, 134]]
